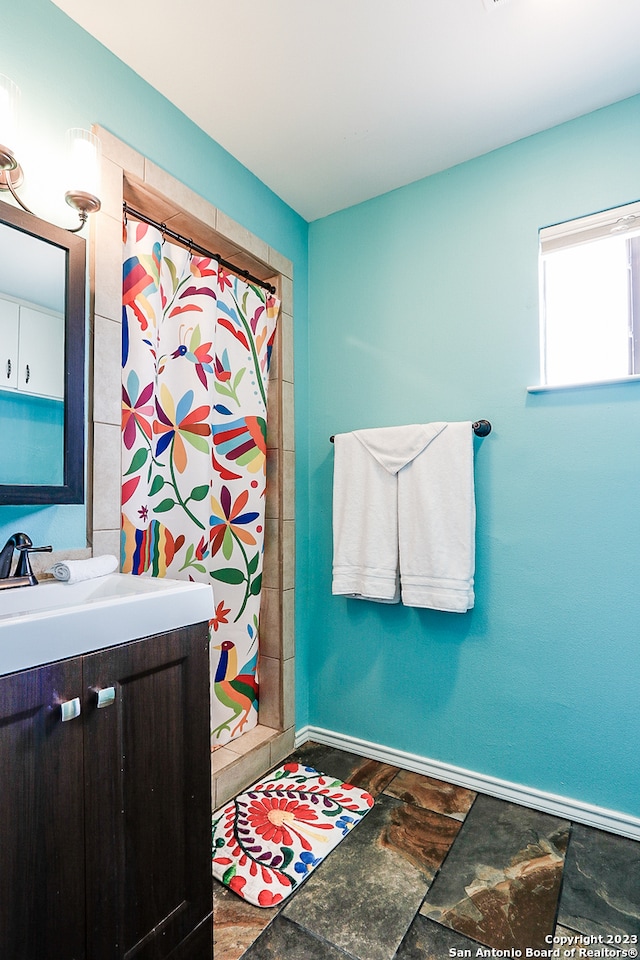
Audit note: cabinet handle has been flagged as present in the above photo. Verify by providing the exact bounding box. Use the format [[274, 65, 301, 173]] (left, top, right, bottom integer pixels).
[[25, 363, 30, 384], [94, 686, 116, 709], [6, 358, 10, 379], [60, 697, 82, 722]]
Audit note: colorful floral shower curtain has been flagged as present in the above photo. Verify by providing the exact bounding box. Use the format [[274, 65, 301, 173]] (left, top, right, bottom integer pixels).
[[121, 219, 279, 746]]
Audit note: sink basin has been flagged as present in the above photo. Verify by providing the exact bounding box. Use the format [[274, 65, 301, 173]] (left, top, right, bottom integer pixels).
[[0, 573, 214, 676]]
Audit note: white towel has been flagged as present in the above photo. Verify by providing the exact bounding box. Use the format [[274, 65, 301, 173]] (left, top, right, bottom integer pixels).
[[332, 423, 475, 612], [48, 554, 119, 584], [332, 431, 401, 602], [397, 422, 475, 612]]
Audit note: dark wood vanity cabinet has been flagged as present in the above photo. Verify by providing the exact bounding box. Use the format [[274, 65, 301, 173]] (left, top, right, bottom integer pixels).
[[0, 623, 213, 960], [0, 655, 86, 959]]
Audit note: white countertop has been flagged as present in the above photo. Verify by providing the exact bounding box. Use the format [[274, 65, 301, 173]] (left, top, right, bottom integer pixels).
[[0, 573, 214, 676]]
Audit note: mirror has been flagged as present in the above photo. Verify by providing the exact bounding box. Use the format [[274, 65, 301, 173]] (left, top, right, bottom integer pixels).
[[0, 198, 85, 504]]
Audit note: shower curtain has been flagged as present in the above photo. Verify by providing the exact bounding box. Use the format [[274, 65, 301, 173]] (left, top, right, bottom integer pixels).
[[121, 218, 280, 746]]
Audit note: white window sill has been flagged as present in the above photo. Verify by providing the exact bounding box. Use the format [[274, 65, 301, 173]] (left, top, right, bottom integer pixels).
[[527, 374, 640, 393]]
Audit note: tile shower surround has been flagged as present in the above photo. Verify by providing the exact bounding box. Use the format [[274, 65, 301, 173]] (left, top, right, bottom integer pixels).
[[214, 741, 640, 960], [86, 128, 296, 805]]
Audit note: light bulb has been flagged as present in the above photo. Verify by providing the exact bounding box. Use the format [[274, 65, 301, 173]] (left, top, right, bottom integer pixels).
[[0, 75, 20, 176], [65, 128, 101, 216]]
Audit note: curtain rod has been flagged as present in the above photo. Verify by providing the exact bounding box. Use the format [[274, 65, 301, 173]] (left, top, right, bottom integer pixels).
[[122, 202, 277, 295], [329, 420, 492, 442]]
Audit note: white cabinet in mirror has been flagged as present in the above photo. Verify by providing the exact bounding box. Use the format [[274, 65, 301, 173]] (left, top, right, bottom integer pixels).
[[0, 295, 64, 401]]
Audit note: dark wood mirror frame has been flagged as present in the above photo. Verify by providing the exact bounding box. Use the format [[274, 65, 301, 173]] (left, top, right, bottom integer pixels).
[[0, 199, 86, 505]]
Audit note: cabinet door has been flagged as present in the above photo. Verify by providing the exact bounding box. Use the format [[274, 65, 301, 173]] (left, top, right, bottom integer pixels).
[[83, 624, 213, 960], [0, 659, 86, 960], [0, 296, 19, 389], [18, 304, 65, 399]]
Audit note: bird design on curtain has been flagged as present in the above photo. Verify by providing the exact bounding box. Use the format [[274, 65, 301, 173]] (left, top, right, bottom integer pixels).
[[121, 218, 279, 746]]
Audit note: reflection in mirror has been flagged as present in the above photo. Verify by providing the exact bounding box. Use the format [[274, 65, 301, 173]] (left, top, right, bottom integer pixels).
[[0, 225, 65, 485], [0, 199, 85, 504]]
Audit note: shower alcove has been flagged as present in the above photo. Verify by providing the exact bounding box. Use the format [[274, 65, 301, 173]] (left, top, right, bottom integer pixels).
[[88, 128, 295, 807]]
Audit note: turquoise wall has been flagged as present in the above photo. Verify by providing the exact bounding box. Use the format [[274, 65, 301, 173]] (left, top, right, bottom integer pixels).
[[0, 0, 309, 562], [305, 95, 640, 817], [4, 0, 640, 818], [0, 395, 64, 485]]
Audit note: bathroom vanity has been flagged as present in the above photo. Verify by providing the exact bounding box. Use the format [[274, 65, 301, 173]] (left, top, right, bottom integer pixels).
[[0, 575, 214, 960]]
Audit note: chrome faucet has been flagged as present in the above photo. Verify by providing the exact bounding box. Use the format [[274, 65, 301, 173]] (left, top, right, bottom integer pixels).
[[0, 533, 53, 588]]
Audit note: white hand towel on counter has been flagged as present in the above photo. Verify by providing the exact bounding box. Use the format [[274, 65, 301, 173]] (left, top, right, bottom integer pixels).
[[332, 423, 475, 612], [48, 554, 119, 583]]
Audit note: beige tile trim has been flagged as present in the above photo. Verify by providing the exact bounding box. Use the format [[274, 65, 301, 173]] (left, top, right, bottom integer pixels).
[[212, 725, 296, 808], [89, 128, 295, 804]]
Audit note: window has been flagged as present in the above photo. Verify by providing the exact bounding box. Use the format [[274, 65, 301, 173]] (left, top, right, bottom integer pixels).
[[538, 201, 640, 387]]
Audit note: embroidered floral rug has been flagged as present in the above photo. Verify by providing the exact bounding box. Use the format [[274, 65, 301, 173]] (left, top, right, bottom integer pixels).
[[212, 761, 374, 907]]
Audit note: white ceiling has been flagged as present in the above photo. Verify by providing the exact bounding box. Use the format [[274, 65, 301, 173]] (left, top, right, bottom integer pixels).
[[52, 0, 640, 222]]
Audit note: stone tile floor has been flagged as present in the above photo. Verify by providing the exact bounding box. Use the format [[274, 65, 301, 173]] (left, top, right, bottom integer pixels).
[[213, 741, 640, 960]]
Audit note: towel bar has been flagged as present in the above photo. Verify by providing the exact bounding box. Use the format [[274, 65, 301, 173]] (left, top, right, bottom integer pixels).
[[329, 420, 491, 442]]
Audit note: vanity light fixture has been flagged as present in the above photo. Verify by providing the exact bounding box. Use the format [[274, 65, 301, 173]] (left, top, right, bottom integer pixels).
[[0, 75, 101, 233]]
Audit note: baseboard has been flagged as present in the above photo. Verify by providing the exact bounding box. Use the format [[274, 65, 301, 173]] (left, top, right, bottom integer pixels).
[[295, 725, 640, 841]]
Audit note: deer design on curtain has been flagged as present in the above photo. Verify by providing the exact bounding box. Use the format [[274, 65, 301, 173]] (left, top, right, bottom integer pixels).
[[121, 219, 279, 746]]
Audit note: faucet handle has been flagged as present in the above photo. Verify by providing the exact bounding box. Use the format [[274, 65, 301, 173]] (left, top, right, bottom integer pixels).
[[15, 544, 53, 585]]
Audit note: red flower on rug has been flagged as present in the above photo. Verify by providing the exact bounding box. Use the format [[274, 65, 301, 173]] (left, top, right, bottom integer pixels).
[[228, 875, 246, 896], [257, 889, 284, 907], [247, 796, 334, 848]]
